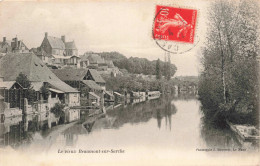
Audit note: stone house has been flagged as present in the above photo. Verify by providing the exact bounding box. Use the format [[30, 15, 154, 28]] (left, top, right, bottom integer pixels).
[[86, 69, 106, 90], [0, 36, 29, 55], [51, 68, 105, 105], [30, 47, 53, 65], [0, 37, 12, 55], [0, 52, 80, 108], [39, 32, 78, 66], [10, 37, 29, 53], [80, 53, 122, 76]]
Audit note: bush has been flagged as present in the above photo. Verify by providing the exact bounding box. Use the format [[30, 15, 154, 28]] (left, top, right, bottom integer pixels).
[[40, 83, 50, 100], [50, 103, 65, 118]]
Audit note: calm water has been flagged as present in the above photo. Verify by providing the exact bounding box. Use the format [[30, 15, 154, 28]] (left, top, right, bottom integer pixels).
[[0, 94, 258, 153]]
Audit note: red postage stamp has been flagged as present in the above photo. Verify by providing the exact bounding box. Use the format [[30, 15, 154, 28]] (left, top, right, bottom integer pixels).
[[153, 5, 197, 43]]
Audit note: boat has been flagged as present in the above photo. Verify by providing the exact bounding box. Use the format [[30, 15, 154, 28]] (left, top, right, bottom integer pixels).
[[146, 91, 161, 100], [226, 120, 260, 142]]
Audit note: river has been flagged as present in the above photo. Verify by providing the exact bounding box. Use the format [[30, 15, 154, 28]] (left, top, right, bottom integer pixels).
[[0, 94, 258, 160]]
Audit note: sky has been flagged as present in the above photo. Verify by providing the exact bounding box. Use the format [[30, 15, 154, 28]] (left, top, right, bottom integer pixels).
[[0, 1, 209, 76]]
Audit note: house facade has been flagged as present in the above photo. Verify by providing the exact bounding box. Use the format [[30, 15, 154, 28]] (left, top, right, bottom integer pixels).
[[0, 52, 80, 109], [0, 36, 29, 56], [39, 32, 79, 67], [51, 68, 106, 106], [30, 47, 53, 65], [11, 37, 29, 53], [0, 37, 12, 55], [80, 52, 122, 76], [86, 69, 106, 90]]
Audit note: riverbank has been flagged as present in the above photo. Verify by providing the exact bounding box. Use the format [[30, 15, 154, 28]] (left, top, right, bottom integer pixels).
[[2, 95, 259, 166]]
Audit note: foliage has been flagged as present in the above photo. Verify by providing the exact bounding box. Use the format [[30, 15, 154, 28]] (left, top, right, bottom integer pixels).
[[16, 72, 31, 89], [40, 83, 49, 100], [50, 103, 65, 118], [80, 86, 90, 97], [156, 59, 162, 80], [15, 72, 36, 104], [98, 52, 177, 77], [198, 0, 259, 126], [102, 74, 176, 94]]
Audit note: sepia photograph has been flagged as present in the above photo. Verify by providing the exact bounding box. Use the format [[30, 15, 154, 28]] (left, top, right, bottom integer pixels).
[[0, 0, 259, 165]]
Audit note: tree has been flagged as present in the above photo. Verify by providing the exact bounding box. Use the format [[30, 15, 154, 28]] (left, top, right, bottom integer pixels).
[[156, 59, 162, 80], [50, 103, 65, 117], [16, 72, 31, 89], [198, 0, 259, 125], [97, 51, 177, 77], [16, 72, 36, 104], [40, 83, 49, 100]]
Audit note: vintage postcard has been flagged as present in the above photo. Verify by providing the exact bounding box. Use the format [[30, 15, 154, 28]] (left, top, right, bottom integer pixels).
[[0, 0, 259, 165]]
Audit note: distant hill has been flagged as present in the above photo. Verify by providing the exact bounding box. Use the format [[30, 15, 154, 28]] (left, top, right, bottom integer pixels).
[[97, 51, 177, 76]]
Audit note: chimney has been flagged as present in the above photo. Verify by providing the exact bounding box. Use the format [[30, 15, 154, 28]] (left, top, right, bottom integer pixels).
[[61, 35, 65, 43], [3, 37, 6, 42], [15, 37, 18, 48], [12, 37, 18, 49], [45, 32, 48, 38]]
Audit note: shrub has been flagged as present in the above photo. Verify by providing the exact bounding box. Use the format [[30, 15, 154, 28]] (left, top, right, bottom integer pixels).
[[50, 103, 65, 118]]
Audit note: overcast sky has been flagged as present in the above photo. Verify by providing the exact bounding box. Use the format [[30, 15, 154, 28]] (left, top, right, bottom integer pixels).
[[0, 1, 209, 76]]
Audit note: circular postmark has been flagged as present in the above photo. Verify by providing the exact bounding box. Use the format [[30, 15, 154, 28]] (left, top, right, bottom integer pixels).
[[152, 5, 200, 54]]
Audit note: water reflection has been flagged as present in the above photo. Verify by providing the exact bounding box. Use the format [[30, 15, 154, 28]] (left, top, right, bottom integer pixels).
[[0, 93, 258, 151], [107, 95, 177, 130]]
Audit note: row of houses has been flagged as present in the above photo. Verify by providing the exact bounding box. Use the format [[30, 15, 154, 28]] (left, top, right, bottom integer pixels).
[[0, 33, 122, 77], [0, 37, 29, 54], [0, 51, 114, 124]]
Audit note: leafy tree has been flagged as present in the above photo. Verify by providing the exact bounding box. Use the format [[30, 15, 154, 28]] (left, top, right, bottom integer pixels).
[[16, 72, 31, 89], [15, 72, 36, 104], [50, 103, 65, 118], [198, 0, 259, 125], [156, 59, 162, 80], [96, 51, 177, 76], [40, 83, 49, 100]]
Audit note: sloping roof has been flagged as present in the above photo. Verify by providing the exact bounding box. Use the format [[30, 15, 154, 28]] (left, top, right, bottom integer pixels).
[[82, 80, 102, 90], [52, 68, 88, 81], [114, 92, 123, 96], [81, 53, 104, 64], [0, 52, 78, 93], [49, 81, 78, 93], [88, 69, 105, 83], [31, 81, 43, 91], [11, 40, 29, 50], [49, 88, 64, 94], [31, 47, 51, 57], [89, 92, 100, 99], [47, 36, 65, 49], [52, 55, 71, 59], [0, 81, 23, 89], [80, 54, 90, 61], [88, 54, 105, 64], [104, 90, 113, 97], [105, 60, 115, 68], [65, 41, 77, 49]]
